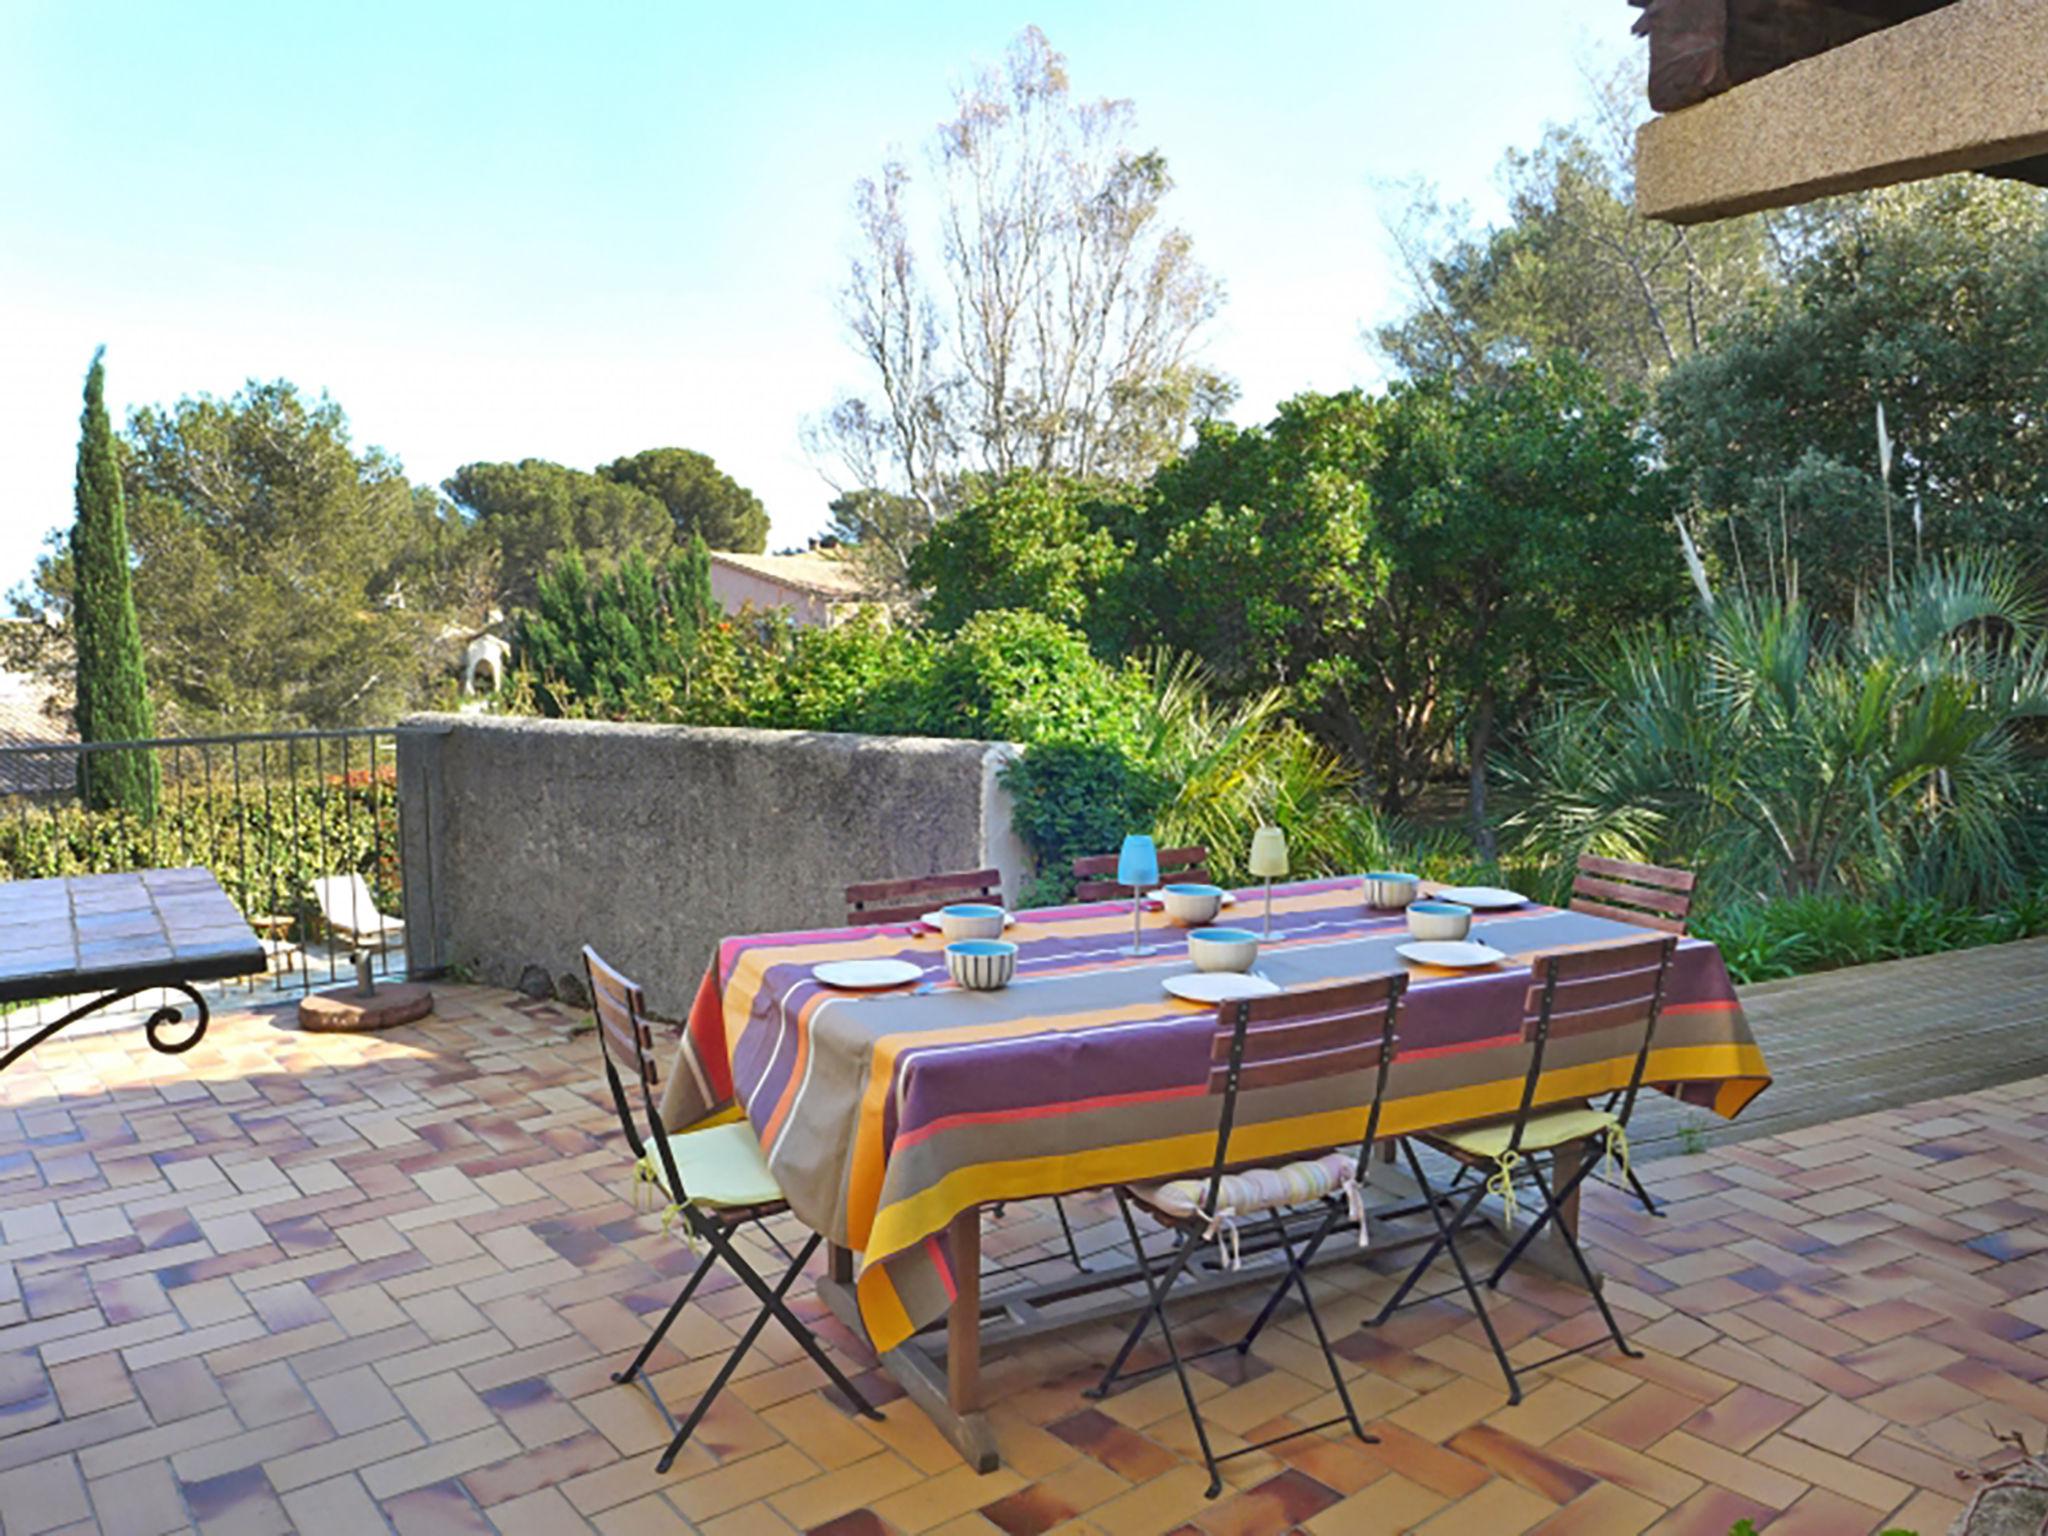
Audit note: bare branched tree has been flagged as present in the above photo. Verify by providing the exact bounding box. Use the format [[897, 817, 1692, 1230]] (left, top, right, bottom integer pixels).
[[811, 27, 1224, 547]]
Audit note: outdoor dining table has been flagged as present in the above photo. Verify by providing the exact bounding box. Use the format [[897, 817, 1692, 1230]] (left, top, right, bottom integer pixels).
[[0, 867, 266, 1076], [662, 876, 1772, 1472]]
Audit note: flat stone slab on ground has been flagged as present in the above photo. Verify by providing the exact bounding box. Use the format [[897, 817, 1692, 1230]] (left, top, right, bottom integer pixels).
[[298, 979, 434, 1031]]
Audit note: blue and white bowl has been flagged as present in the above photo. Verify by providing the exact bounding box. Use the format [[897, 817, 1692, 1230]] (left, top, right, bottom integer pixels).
[[938, 903, 1006, 942], [945, 939, 1017, 991], [1362, 871, 1421, 909], [1160, 882, 1225, 925], [1188, 926, 1260, 974], [1406, 901, 1473, 942]]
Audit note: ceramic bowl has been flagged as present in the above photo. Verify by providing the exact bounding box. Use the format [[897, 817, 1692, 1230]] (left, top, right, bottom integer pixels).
[[1187, 926, 1260, 974], [938, 903, 1007, 942], [945, 939, 1017, 991], [1160, 882, 1225, 925], [1406, 901, 1473, 942], [1362, 871, 1421, 909]]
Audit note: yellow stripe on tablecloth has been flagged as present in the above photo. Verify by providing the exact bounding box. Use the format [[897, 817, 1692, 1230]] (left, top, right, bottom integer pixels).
[[851, 1037, 1770, 1350]]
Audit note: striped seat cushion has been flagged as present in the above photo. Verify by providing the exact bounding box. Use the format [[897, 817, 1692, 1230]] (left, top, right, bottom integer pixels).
[[1134, 1150, 1359, 1223]]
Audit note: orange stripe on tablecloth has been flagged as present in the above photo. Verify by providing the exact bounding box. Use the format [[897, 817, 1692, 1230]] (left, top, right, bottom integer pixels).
[[891, 1082, 1207, 1155], [757, 988, 832, 1150]]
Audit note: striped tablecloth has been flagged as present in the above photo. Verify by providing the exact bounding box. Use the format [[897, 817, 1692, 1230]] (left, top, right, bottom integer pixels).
[[662, 878, 1771, 1353]]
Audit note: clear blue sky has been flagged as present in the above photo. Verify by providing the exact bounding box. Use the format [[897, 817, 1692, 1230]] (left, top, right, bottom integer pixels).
[[0, 1, 1635, 590]]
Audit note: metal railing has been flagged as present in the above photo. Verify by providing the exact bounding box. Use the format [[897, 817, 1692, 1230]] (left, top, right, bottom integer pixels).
[[0, 728, 408, 1022]]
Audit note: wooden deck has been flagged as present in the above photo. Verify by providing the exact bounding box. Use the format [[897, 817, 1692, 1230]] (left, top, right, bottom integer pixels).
[[1636, 934, 2048, 1155]]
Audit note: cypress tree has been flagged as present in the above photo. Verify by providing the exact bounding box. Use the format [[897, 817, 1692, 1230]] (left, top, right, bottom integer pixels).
[[70, 347, 161, 818]]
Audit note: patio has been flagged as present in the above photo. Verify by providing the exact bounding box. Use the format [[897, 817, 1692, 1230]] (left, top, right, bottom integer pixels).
[[3, 954, 2046, 1536]]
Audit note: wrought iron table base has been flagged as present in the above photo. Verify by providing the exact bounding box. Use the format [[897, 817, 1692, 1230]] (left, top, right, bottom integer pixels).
[[0, 981, 210, 1075]]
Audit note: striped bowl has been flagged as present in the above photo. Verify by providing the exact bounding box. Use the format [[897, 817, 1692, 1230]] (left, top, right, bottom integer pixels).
[[945, 939, 1017, 991], [938, 903, 1006, 942]]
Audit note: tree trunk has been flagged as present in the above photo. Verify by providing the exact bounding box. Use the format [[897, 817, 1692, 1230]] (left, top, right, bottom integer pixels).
[[1467, 687, 1497, 862]]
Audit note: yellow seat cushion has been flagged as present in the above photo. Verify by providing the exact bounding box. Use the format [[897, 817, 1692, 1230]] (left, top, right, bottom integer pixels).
[[645, 1120, 784, 1209], [1428, 1105, 1619, 1161]]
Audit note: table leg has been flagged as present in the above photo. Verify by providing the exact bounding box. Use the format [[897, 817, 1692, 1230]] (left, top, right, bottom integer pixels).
[[948, 1207, 981, 1414], [828, 1243, 854, 1285], [814, 1210, 1000, 1475]]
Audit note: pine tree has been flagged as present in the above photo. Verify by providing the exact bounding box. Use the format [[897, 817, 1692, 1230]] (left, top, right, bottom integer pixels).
[[70, 347, 161, 818], [514, 534, 717, 716]]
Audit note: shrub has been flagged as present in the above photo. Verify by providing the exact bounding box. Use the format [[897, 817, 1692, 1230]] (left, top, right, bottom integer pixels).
[[1696, 879, 2048, 984], [1509, 556, 2048, 905]]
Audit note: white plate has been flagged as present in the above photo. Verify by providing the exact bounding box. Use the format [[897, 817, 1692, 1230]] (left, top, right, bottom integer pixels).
[[1433, 885, 1528, 909], [1147, 889, 1236, 905], [812, 959, 924, 989], [920, 910, 1015, 930], [1163, 971, 1280, 1004], [1397, 941, 1509, 969]]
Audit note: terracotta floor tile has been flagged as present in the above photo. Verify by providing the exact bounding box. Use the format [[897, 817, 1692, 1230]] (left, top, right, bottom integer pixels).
[[1783, 1395, 1888, 1458], [1582, 1384, 1701, 1452], [1302, 1471, 1446, 1535], [14, 985, 2048, 1536], [1411, 1474, 1559, 1536], [1525, 1482, 1663, 1536], [1643, 1430, 1808, 1511], [1761, 1486, 1891, 1535], [1679, 1385, 1803, 1455]]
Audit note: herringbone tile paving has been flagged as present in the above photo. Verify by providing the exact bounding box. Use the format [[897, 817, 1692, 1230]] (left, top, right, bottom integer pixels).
[[3, 985, 2045, 1534]]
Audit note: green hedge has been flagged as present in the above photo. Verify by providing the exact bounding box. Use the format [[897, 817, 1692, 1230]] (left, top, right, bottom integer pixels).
[[0, 768, 400, 935], [1696, 882, 2048, 985]]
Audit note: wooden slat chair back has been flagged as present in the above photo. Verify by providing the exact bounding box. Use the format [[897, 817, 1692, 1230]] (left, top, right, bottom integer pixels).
[[845, 867, 1004, 926], [1195, 973, 1408, 1246], [583, 945, 665, 1160], [1072, 844, 1210, 901], [1570, 854, 1695, 934], [1504, 933, 1679, 1158]]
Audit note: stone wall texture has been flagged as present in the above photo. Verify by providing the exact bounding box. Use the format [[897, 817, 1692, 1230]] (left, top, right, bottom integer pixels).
[[396, 715, 1026, 1015]]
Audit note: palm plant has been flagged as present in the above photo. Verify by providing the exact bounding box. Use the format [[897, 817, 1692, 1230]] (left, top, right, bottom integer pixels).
[[1509, 554, 2048, 903], [1136, 653, 1396, 884]]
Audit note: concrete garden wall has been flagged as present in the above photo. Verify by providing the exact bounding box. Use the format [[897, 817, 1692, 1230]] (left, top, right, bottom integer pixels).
[[395, 714, 1026, 1015]]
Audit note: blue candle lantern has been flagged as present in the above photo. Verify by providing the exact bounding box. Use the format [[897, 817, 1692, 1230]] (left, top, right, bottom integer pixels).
[[1118, 834, 1160, 956]]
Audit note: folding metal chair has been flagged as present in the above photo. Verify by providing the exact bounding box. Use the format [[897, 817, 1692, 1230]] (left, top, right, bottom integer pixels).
[[1368, 933, 1677, 1404], [585, 946, 883, 1471], [1086, 974, 1407, 1497], [1572, 855, 1695, 1218]]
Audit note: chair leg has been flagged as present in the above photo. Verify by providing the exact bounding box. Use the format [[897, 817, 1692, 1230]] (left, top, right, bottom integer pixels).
[[656, 1225, 877, 1472], [1052, 1195, 1091, 1272], [1086, 1190, 1190, 1401], [1624, 1163, 1663, 1217], [746, 1230, 886, 1421], [1236, 1201, 1339, 1355], [656, 1253, 797, 1472], [1383, 1141, 1523, 1404], [613, 1244, 720, 1385], [1271, 1209, 1372, 1443], [1521, 1155, 1642, 1361], [1372, 1146, 1482, 1325], [1090, 1192, 1222, 1496]]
